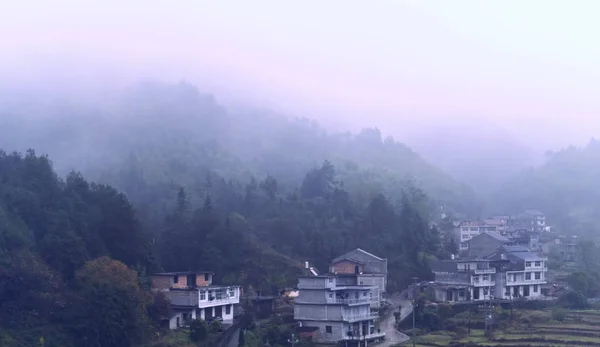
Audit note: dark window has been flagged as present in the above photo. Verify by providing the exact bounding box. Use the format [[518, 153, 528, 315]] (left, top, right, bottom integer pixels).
[[204, 273, 209, 281], [173, 275, 179, 283], [325, 326, 332, 334], [533, 285, 539, 292], [525, 272, 531, 280], [226, 305, 231, 314], [534, 261, 541, 267], [535, 272, 541, 280]]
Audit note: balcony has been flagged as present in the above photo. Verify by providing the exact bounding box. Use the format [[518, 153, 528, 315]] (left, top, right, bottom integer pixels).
[[198, 295, 239, 308], [328, 297, 374, 305], [344, 332, 386, 341], [506, 278, 545, 286], [473, 280, 495, 287], [342, 313, 379, 323], [474, 268, 496, 275]]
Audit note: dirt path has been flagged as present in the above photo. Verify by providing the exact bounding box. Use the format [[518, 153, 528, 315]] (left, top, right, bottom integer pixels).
[[379, 291, 412, 346]]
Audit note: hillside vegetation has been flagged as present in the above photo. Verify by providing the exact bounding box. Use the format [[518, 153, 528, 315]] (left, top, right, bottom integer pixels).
[[492, 139, 600, 237]]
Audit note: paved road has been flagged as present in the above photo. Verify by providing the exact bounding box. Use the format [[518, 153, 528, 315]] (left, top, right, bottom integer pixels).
[[379, 291, 412, 346]]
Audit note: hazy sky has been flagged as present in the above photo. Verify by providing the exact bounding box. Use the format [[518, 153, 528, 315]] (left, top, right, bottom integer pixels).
[[1, 0, 599, 150]]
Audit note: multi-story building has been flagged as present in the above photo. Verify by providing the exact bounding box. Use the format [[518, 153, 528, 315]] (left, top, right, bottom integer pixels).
[[151, 271, 240, 329], [509, 210, 547, 233], [294, 275, 385, 344], [456, 221, 502, 251], [330, 248, 387, 306], [431, 244, 548, 303]]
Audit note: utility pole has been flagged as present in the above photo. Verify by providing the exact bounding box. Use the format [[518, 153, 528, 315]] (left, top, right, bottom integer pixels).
[[412, 277, 419, 347], [288, 333, 299, 347]]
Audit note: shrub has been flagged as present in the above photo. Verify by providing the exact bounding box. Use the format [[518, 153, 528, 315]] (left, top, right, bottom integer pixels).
[[551, 309, 567, 322], [189, 319, 208, 342]]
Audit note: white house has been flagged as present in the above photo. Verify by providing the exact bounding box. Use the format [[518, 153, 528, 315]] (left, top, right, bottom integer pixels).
[[152, 271, 241, 329]]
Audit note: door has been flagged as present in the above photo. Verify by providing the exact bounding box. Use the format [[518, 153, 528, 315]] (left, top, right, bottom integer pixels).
[[354, 265, 360, 274], [214, 305, 223, 318], [446, 289, 453, 301], [513, 286, 519, 297], [473, 288, 479, 300], [523, 285, 530, 297]]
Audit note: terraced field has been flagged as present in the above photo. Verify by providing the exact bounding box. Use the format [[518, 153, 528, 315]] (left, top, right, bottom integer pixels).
[[406, 308, 600, 347]]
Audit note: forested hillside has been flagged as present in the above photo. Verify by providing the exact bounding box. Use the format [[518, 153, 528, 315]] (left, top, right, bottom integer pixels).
[[0, 81, 480, 218], [492, 139, 600, 237], [0, 150, 166, 346]]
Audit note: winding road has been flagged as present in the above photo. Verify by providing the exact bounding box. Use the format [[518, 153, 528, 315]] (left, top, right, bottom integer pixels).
[[379, 291, 412, 346]]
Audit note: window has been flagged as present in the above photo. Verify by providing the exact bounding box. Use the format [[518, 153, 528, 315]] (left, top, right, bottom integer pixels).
[[173, 275, 179, 283], [226, 305, 231, 315], [328, 277, 333, 283], [355, 292, 359, 299], [459, 289, 465, 297], [525, 262, 532, 267], [533, 285, 539, 293], [370, 292, 373, 298], [200, 291, 206, 300], [204, 273, 210, 281], [525, 272, 531, 280], [535, 272, 541, 280], [483, 288, 489, 296], [363, 292, 367, 297], [462, 234, 469, 239], [325, 326, 332, 334], [483, 275, 489, 281], [534, 261, 541, 267], [329, 293, 333, 299], [473, 276, 479, 283]]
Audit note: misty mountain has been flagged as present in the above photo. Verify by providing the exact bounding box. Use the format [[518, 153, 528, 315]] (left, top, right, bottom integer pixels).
[[0, 81, 480, 217], [491, 139, 600, 237], [400, 116, 538, 193]]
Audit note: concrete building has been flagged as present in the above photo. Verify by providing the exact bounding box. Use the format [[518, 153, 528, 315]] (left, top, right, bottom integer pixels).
[[456, 221, 502, 251], [294, 275, 385, 345], [151, 271, 240, 329], [431, 244, 548, 303], [330, 248, 387, 306]]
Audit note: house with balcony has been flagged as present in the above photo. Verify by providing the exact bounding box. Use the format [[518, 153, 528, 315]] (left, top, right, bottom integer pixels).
[[330, 248, 387, 307], [151, 271, 240, 329], [431, 242, 548, 303], [488, 246, 548, 299], [294, 275, 385, 345]]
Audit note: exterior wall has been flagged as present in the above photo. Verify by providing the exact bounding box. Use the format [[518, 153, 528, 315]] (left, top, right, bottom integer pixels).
[[167, 290, 199, 306], [171, 274, 189, 289], [295, 303, 344, 321], [152, 275, 172, 291], [199, 304, 235, 322], [196, 273, 213, 287], [299, 321, 346, 343], [357, 274, 385, 305], [298, 277, 335, 289], [331, 260, 364, 274], [168, 309, 196, 330]]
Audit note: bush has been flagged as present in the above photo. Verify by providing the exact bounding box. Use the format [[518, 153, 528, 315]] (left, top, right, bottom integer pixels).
[[210, 319, 223, 333], [558, 291, 589, 309], [189, 319, 208, 342], [551, 309, 567, 322]]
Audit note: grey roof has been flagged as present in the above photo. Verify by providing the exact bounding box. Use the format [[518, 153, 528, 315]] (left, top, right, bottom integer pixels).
[[431, 260, 458, 273], [510, 251, 544, 261], [331, 248, 385, 263], [482, 231, 511, 243], [503, 245, 530, 253]]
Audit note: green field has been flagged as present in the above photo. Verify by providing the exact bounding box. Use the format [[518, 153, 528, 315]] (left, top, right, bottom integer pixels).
[[405, 308, 600, 347]]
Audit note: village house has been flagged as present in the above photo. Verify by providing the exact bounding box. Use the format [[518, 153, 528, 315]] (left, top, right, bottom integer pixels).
[[293, 275, 385, 345], [455, 220, 502, 251], [431, 233, 548, 303], [329, 248, 387, 307], [151, 271, 241, 329]]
